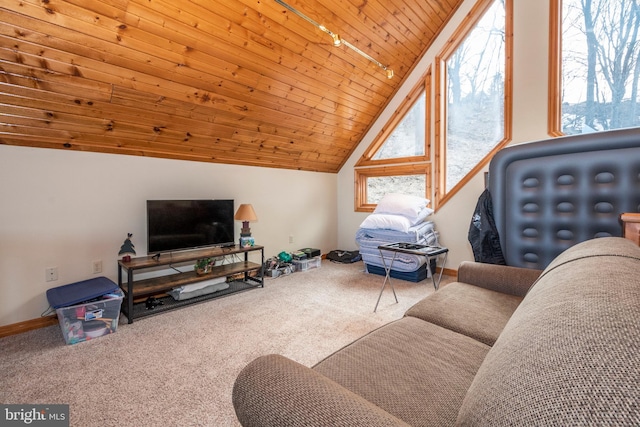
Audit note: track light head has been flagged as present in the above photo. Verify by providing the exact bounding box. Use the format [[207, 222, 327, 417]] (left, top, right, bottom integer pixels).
[[275, 0, 392, 79], [331, 33, 342, 47]]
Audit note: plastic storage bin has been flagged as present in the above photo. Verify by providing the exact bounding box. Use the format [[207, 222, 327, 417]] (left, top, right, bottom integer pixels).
[[46, 277, 123, 345], [55, 289, 123, 344], [292, 257, 322, 272]]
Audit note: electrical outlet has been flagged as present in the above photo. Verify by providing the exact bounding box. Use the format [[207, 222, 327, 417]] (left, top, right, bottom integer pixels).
[[289, 235, 294, 243], [92, 260, 102, 274], [46, 267, 58, 282]]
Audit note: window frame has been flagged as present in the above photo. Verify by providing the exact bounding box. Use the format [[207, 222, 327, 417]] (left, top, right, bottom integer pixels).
[[354, 164, 432, 213], [434, 0, 513, 208], [354, 68, 432, 212], [548, 0, 640, 135], [356, 75, 431, 168], [548, 0, 564, 136]]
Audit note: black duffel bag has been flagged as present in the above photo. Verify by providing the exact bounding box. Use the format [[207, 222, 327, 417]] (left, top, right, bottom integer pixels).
[[326, 250, 362, 264]]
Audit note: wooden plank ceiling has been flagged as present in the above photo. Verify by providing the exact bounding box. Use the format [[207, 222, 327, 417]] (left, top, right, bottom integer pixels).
[[0, 0, 462, 173]]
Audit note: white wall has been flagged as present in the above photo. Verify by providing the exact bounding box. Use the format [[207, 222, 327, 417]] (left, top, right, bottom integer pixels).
[[0, 146, 337, 326], [338, 0, 551, 268], [1, 0, 555, 327]]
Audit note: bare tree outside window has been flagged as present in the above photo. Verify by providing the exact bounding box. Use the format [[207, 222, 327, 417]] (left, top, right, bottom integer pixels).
[[561, 0, 640, 134], [445, 0, 506, 192]]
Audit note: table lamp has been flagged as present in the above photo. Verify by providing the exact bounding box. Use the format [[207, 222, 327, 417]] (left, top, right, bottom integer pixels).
[[235, 204, 257, 247]]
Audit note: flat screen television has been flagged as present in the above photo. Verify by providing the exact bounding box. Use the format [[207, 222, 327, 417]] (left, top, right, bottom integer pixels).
[[147, 200, 235, 254]]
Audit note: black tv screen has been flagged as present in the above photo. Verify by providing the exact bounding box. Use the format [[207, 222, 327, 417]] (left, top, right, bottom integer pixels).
[[147, 200, 235, 254]]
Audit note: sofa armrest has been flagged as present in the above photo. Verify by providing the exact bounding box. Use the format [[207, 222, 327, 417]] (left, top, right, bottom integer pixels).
[[232, 354, 410, 427], [456, 261, 542, 297]]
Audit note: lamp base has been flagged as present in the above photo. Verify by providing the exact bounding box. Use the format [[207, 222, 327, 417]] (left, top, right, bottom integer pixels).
[[240, 220, 252, 236]]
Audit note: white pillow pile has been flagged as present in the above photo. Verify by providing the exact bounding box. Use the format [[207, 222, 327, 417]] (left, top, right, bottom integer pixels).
[[359, 193, 433, 232]]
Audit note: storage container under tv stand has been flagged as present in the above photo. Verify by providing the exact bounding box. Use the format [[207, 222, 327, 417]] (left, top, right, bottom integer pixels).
[[118, 245, 264, 323]]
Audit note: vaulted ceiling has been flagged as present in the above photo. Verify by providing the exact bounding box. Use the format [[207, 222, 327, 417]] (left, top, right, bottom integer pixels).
[[0, 0, 462, 173]]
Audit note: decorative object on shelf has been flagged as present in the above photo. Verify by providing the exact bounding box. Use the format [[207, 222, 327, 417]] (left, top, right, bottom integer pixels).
[[240, 236, 255, 248], [118, 233, 136, 262], [274, 0, 394, 79], [194, 258, 213, 276], [235, 204, 258, 246]]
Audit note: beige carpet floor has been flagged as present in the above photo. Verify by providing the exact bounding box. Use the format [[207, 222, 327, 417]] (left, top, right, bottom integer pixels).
[[0, 260, 453, 426]]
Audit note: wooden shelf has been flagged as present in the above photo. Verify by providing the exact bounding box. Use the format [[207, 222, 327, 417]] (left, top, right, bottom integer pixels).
[[122, 280, 261, 321], [127, 261, 262, 298], [119, 245, 263, 270], [118, 245, 264, 323]]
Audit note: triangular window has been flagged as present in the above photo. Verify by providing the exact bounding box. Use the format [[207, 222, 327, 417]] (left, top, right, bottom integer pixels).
[[372, 94, 425, 160], [357, 80, 429, 167]]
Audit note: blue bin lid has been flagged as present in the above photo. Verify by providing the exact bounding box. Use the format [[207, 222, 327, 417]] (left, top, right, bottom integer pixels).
[[46, 276, 119, 309]]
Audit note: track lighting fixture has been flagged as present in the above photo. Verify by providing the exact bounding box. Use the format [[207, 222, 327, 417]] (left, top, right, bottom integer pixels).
[[274, 0, 394, 79]]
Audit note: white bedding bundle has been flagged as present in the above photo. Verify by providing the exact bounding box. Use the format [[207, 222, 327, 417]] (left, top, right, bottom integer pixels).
[[356, 193, 439, 273]]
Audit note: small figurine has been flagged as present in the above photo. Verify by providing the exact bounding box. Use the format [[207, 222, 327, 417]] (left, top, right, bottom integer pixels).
[[118, 233, 136, 262]]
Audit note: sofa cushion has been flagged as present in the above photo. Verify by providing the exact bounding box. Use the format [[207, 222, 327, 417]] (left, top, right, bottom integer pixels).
[[233, 354, 411, 427], [313, 316, 490, 427], [405, 282, 523, 346], [456, 237, 640, 426]]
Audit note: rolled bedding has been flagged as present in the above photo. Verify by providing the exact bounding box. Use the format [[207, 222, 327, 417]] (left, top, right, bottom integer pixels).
[[356, 227, 439, 273], [355, 220, 436, 243], [360, 246, 425, 272], [358, 237, 439, 272]]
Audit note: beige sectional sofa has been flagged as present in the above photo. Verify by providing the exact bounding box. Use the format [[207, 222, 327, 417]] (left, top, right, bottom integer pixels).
[[232, 237, 640, 426]]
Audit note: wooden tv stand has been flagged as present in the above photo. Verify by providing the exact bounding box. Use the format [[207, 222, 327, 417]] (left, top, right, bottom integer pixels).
[[118, 245, 264, 323]]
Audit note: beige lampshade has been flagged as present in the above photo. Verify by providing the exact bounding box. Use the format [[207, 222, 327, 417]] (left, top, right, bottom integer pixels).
[[234, 204, 258, 221]]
